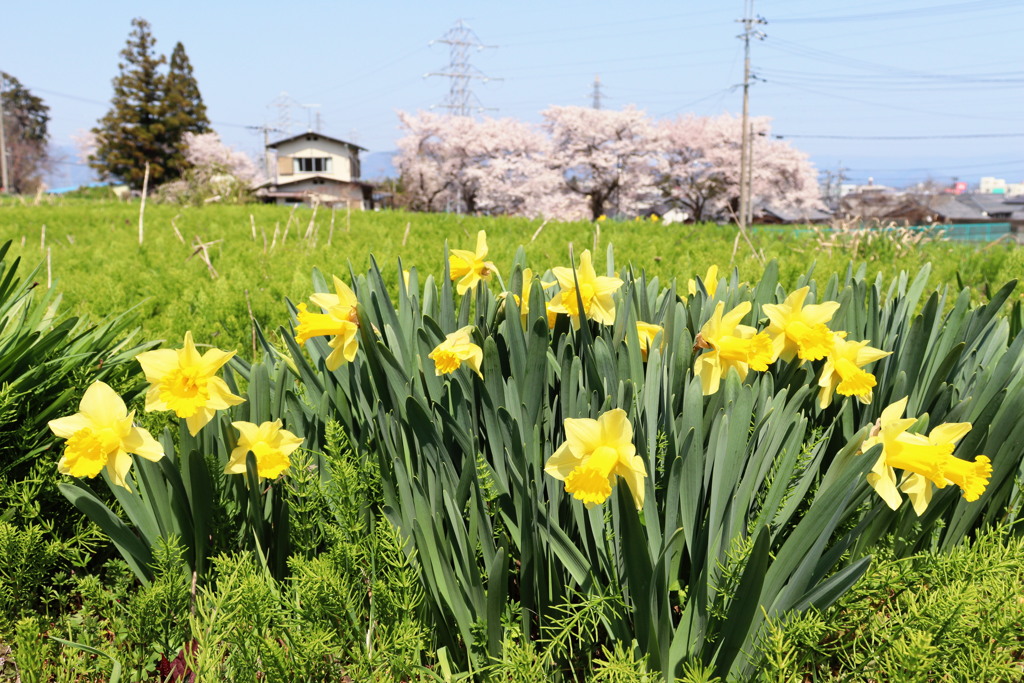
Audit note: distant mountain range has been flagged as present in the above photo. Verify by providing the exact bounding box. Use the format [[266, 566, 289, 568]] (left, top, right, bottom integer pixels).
[[45, 145, 97, 191], [362, 151, 398, 181]]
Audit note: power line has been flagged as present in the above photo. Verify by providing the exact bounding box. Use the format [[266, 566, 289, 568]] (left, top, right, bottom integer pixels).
[[778, 132, 1024, 140], [771, 0, 1019, 24]]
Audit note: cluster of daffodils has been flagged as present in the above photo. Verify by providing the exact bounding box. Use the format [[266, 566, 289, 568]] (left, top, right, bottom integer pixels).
[[49, 332, 303, 489], [287, 236, 991, 516], [862, 397, 991, 514], [694, 284, 891, 409]]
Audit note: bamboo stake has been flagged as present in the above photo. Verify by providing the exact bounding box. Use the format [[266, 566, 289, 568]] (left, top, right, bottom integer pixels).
[[171, 215, 185, 244], [40, 224, 45, 251], [138, 162, 149, 245], [593, 222, 600, 253], [245, 288, 257, 358], [46, 247, 51, 288], [530, 219, 549, 242], [401, 221, 411, 246], [327, 208, 336, 246], [250, 214, 256, 240], [304, 201, 319, 240], [346, 200, 351, 232]]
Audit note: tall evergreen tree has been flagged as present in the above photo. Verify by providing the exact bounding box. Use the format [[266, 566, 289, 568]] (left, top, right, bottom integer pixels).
[[0, 72, 50, 193], [163, 42, 210, 179], [90, 18, 171, 189]]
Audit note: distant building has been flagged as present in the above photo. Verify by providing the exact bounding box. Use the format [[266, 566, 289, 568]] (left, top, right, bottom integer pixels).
[[979, 176, 1024, 196], [255, 132, 375, 208]]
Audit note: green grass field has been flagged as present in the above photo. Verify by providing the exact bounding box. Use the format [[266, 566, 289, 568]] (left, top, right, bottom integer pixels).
[[1, 199, 1019, 357]]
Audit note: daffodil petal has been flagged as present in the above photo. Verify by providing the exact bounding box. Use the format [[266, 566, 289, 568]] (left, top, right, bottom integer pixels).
[[928, 422, 972, 446], [48, 414, 92, 439], [563, 417, 603, 458], [136, 348, 179, 382], [79, 381, 127, 423]]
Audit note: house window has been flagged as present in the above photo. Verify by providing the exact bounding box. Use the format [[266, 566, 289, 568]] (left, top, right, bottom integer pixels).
[[294, 157, 332, 173]]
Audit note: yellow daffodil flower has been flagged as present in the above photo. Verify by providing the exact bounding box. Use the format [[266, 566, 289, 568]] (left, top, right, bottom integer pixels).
[[817, 334, 891, 409], [693, 301, 774, 396], [597, 214, 607, 222], [545, 301, 559, 328], [687, 265, 719, 298], [547, 249, 623, 329], [763, 286, 841, 363], [136, 331, 245, 436], [225, 420, 303, 480], [508, 267, 555, 326], [449, 230, 498, 295], [650, 214, 660, 222], [48, 381, 164, 489], [544, 408, 647, 509], [634, 321, 663, 362], [862, 397, 991, 515], [428, 326, 483, 377], [295, 275, 360, 372]]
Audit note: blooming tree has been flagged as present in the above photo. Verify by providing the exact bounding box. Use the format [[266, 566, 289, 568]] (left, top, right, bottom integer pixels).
[[542, 105, 661, 220], [659, 114, 822, 222], [183, 132, 261, 183], [395, 107, 821, 222], [394, 112, 578, 219]]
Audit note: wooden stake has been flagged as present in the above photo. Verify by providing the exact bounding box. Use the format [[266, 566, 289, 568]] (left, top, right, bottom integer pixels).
[[346, 200, 351, 232], [40, 224, 45, 251], [46, 247, 51, 288], [327, 208, 336, 246], [401, 221, 411, 246], [138, 162, 149, 245], [250, 214, 256, 240]]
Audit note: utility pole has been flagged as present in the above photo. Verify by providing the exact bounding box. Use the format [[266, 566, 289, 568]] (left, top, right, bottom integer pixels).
[[737, 1, 766, 230], [246, 123, 286, 179], [0, 77, 9, 193], [746, 122, 755, 226], [426, 19, 500, 117], [591, 75, 603, 110]]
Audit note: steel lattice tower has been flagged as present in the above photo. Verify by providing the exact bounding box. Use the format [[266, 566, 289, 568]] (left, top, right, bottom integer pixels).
[[426, 20, 499, 116]]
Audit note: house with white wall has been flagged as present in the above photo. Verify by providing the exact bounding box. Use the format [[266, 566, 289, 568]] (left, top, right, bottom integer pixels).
[[255, 132, 374, 208]]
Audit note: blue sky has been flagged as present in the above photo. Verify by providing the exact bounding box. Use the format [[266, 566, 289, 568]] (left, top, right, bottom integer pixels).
[[5, 0, 1022, 187]]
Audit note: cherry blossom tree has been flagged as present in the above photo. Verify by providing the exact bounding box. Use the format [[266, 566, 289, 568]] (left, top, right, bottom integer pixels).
[[182, 131, 261, 183], [542, 105, 661, 220], [395, 111, 582, 219], [658, 113, 822, 222], [395, 107, 821, 223]]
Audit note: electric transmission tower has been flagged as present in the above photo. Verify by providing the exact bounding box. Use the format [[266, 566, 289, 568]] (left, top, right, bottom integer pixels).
[[591, 75, 604, 110], [425, 20, 500, 116]]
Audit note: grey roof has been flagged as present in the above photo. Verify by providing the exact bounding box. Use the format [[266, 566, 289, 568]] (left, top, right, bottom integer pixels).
[[267, 131, 367, 152], [960, 193, 1015, 216], [756, 202, 832, 222], [916, 194, 987, 221]]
